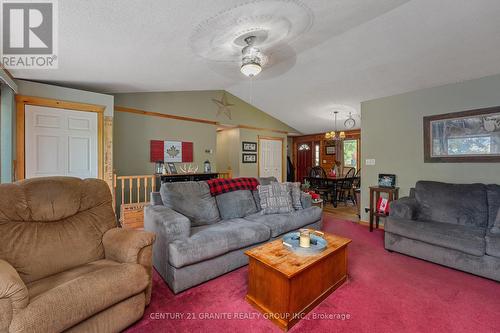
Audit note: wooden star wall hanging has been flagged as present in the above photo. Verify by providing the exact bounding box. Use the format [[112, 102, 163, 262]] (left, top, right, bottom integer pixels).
[[212, 92, 234, 120]]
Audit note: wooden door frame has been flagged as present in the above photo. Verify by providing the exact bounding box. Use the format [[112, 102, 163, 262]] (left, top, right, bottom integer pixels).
[[258, 135, 285, 182], [15, 95, 105, 180]]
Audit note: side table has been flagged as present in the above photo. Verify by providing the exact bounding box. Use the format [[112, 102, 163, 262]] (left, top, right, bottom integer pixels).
[[369, 186, 399, 232], [311, 199, 324, 209]]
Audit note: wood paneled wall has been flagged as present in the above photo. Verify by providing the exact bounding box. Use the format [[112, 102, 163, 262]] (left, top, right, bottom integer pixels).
[[291, 129, 360, 181]]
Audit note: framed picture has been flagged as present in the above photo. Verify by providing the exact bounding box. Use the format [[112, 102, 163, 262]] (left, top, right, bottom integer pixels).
[[242, 153, 257, 163], [325, 144, 336, 155], [424, 106, 500, 163], [167, 162, 177, 174], [378, 174, 396, 188], [242, 141, 257, 152]]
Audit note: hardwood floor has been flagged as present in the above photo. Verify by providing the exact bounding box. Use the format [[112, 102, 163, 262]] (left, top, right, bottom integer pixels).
[[323, 202, 359, 222]]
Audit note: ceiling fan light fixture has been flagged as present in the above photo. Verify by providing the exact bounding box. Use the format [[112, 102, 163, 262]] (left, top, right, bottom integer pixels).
[[240, 36, 263, 77], [240, 62, 262, 77]]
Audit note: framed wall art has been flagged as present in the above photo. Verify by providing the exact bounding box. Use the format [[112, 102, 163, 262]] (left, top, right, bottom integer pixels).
[[242, 153, 257, 163], [325, 144, 336, 155], [424, 106, 500, 163], [242, 141, 257, 152]]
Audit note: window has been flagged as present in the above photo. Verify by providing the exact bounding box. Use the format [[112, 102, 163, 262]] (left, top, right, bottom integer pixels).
[[314, 143, 320, 166], [298, 143, 310, 151], [343, 139, 357, 169]]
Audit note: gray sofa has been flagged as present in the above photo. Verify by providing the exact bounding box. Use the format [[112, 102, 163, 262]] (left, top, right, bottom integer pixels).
[[385, 181, 500, 281], [144, 177, 323, 293]]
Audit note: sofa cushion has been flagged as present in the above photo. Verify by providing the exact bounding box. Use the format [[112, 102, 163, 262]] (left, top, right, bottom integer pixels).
[[485, 233, 500, 258], [415, 181, 488, 228], [258, 182, 294, 214], [12, 260, 148, 333], [486, 185, 500, 233], [244, 206, 322, 238], [168, 218, 271, 268], [216, 190, 257, 219], [160, 181, 220, 227], [385, 218, 486, 256]]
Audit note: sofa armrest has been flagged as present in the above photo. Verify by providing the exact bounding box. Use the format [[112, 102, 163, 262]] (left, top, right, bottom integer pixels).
[[300, 192, 312, 209], [389, 197, 419, 220], [144, 205, 190, 288], [144, 205, 190, 240], [150, 192, 163, 206], [0, 259, 29, 328], [103, 228, 156, 264]]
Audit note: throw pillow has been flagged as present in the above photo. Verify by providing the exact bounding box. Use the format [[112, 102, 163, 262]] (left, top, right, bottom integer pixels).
[[258, 182, 294, 214], [216, 190, 258, 219], [286, 182, 303, 210]]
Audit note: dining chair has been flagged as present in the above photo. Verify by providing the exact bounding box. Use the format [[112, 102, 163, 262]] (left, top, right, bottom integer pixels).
[[338, 167, 356, 205], [308, 166, 331, 201]]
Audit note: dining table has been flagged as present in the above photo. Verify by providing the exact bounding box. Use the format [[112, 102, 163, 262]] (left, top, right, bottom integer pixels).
[[304, 176, 360, 208]]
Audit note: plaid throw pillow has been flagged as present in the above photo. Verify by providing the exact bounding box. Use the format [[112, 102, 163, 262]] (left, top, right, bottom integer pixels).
[[258, 182, 294, 214]]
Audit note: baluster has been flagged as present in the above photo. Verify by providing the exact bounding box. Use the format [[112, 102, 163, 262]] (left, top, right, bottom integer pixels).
[[144, 177, 148, 203], [121, 178, 125, 206], [129, 178, 132, 204], [137, 177, 141, 203]]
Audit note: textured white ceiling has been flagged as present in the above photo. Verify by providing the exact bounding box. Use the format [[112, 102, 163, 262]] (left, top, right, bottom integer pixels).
[[11, 0, 500, 134]]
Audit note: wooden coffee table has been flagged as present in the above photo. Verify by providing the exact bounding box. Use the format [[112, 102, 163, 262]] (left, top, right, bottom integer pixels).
[[245, 232, 351, 331]]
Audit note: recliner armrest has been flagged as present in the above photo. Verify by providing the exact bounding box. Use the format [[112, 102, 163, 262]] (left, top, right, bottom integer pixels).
[[103, 228, 156, 264], [389, 197, 419, 220], [300, 192, 312, 209], [0, 259, 29, 327]]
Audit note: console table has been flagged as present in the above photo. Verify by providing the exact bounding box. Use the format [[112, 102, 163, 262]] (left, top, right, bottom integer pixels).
[[369, 186, 399, 232], [155, 173, 219, 188]]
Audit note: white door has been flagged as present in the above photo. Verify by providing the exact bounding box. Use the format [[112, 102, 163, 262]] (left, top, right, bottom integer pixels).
[[259, 138, 283, 181], [25, 105, 98, 179]]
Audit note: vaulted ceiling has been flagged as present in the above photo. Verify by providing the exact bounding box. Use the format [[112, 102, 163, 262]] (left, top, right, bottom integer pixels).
[[11, 0, 500, 133]]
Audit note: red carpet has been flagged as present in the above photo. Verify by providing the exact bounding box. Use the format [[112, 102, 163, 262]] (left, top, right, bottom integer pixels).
[[126, 214, 500, 333]]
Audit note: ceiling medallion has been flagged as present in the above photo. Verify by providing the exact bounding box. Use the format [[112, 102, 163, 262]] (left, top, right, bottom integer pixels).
[[189, 0, 313, 76], [212, 92, 234, 120]]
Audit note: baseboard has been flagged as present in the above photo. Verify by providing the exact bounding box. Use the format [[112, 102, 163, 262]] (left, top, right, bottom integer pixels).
[[358, 220, 385, 230]]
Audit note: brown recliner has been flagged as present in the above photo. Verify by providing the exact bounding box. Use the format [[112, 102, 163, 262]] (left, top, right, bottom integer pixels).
[[0, 177, 155, 333]]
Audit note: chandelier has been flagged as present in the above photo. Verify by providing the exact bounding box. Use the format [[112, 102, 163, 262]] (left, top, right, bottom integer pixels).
[[240, 36, 264, 77], [325, 111, 346, 141]]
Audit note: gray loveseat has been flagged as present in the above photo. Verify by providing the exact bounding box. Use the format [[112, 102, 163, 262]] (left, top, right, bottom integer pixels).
[[385, 181, 500, 281], [144, 177, 323, 293]]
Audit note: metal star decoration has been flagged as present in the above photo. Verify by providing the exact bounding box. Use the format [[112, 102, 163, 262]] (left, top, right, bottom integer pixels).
[[212, 92, 234, 120]]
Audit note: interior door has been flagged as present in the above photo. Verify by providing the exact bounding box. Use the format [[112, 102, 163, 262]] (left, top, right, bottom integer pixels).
[[25, 105, 98, 179], [259, 138, 283, 181], [296, 142, 313, 183]]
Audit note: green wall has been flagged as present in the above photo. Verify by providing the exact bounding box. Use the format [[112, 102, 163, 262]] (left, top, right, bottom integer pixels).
[[113, 90, 296, 176], [360, 74, 500, 221], [1, 85, 15, 183], [16, 80, 114, 116]]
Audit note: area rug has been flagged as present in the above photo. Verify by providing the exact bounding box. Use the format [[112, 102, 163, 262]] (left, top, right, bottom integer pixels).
[[126, 214, 500, 333]]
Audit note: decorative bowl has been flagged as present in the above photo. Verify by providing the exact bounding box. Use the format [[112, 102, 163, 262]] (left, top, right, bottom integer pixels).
[[282, 231, 327, 255]]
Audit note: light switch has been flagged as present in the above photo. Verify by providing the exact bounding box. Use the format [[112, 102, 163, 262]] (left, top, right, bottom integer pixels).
[[366, 159, 376, 166]]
